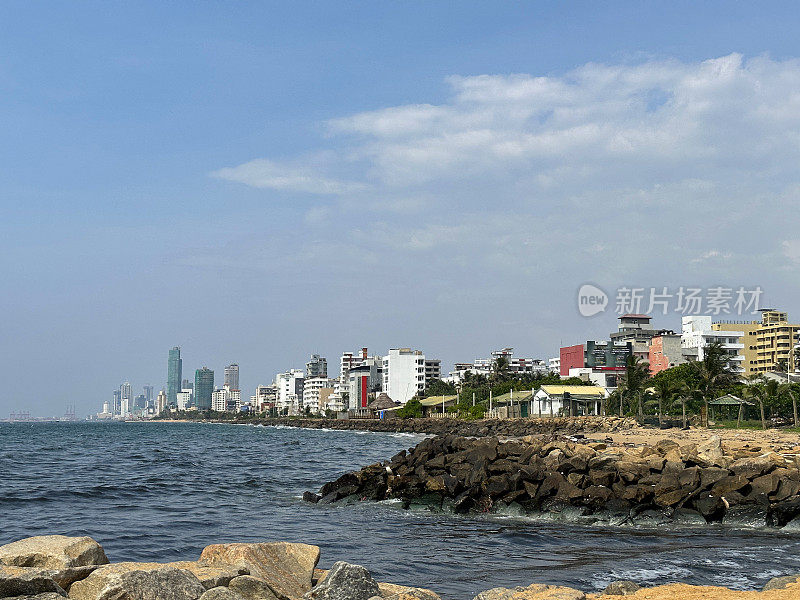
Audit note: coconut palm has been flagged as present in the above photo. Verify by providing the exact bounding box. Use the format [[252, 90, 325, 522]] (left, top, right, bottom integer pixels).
[[491, 355, 510, 383], [651, 378, 677, 425], [620, 355, 651, 420], [690, 341, 741, 427], [745, 381, 768, 430], [781, 383, 800, 427]]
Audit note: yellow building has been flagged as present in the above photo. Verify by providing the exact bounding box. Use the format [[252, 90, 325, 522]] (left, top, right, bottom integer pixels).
[[713, 309, 800, 375]]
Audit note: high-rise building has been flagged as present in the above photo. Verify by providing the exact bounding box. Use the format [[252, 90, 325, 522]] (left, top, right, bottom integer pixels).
[[381, 348, 426, 405], [194, 367, 214, 410], [306, 354, 328, 378], [275, 369, 304, 415], [156, 390, 167, 415], [182, 379, 193, 390], [120, 381, 132, 417], [713, 309, 800, 375], [681, 316, 744, 373], [112, 390, 121, 415], [143, 385, 153, 407], [167, 347, 182, 408], [224, 364, 240, 390]]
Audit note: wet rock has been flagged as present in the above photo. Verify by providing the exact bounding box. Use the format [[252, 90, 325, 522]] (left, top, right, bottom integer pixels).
[[601, 580, 641, 595], [68, 563, 206, 600], [762, 574, 800, 591], [304, 561, 380, 600], [228, 575, 280, 599], [200, 543, 320, 600], [0, 536, 108, 570], [473, 583, 585, 600], [0, 566, 66, 597]]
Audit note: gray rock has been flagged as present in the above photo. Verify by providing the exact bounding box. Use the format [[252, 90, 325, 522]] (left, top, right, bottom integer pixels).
[[228, 575, 280, 600], [473, 583, 585, 600], [200, 587, 247, 600], [0, 536, 108, 570], [4, 594, 67, 599], [200, 543, 319, 600], [304, 562, 380, 600], [602, 580, 641, 595], [762, 574, 800, 591], [69, 563, 206, 600], [0, 566, 66, 597]]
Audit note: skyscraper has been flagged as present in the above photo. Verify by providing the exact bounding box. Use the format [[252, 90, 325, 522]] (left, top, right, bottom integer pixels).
[[224, 363, 240, 390], [167, 347, 182, 408], [306, 354, 328, 378], [112, 390, 121, 415], [194, 367, 214, 410], [120, 381, 132, 417], [143, 385, 153, 407]]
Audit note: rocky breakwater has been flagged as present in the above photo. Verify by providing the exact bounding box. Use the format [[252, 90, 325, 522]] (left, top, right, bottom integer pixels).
[[306, 433, 800, 529], [244, 417, 637, 438], [0, 535, 441, 600]]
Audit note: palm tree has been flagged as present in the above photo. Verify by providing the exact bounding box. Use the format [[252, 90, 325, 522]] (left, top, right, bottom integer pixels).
[[781, 383, 800, 428], [691, 341, 741, 427], [651, 378, 677, 425], [620, 355, 651, 421], [745, 380, 768, 430], [491, 355, 510, 384]]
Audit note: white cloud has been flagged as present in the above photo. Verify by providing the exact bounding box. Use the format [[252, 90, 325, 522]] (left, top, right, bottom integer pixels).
[[782, 240, 800, 263], [211, 158, 366, 195], [210, 53, 800, 326]]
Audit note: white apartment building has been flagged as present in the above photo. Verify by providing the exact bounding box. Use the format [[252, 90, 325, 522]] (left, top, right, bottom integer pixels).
[[303, 376, 335, 414], [681, 316, 745, 373], [382, 348, 427, 405], [548, 357, 561, 374], [449, 348, 549, 382], [176, 389, 193, 411], [212, 388, 228, 412], [275, 369, 305, 415]]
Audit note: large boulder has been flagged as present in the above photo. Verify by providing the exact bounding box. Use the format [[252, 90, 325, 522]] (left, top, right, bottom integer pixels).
[[763, 574, 800, 591], [167, 562, 248, 589], [200, 588, 247, 600], [375, 581, 440, 600], [0, 537, 108, 570], [0, 564, 97, 592], [68, 562, 206, 600], [304, 562, 380, 600], [5, 594, 67, 599], [695, 436, 724, 467], [200, 543, 319, 600], [228, 575, 280, 600], [601, 580, 641, 595], [473, 583, 585, 600], [0, 565, 66, 597]]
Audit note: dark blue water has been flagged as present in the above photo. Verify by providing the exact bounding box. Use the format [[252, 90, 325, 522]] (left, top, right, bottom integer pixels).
[[1, 422, 799, 598]]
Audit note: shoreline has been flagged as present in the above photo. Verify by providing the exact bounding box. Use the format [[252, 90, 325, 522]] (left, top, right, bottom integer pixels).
[[1, 535, 799, 599]]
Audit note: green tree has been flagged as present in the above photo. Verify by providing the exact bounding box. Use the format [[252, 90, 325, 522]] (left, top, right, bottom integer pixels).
[[690, 341, 741, 426], [620, 355, 651, 419], [651, 377, 678, 424], [396, 397, 423, 419], [491, 355, 511, 383], [781, 382, 800, 427], [424, 378, 457, 397]]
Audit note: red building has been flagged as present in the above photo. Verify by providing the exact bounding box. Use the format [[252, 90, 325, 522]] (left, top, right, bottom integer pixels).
[[559, 344, 585, 377]]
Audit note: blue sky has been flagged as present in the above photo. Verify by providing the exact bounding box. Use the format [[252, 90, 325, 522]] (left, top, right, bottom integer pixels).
[[2, 2, 800, 416]]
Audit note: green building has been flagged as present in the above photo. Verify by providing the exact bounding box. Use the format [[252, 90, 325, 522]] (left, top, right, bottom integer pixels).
[[167, 347, 182, 408], [195, 367, 214, 410]]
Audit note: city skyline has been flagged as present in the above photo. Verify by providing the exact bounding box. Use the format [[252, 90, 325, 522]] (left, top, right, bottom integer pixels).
[[4, 3, 800, 416]]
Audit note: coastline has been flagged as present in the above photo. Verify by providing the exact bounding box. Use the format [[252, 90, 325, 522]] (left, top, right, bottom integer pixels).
[[1, 535, 799, 599]]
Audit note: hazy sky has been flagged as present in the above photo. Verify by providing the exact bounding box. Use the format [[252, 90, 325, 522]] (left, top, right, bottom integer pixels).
[[3, 2, 800, 416]]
